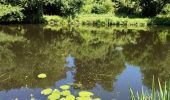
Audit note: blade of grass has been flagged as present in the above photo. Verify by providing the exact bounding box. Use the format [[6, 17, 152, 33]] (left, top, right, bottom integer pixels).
[[130, 88, 135, 100], [152, 76, 155, 100]]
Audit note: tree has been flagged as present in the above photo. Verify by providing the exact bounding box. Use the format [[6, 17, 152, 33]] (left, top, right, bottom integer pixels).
[[0, 0, 44, 23], [139, 0, 169, 17], [43, 0, 84, 17]]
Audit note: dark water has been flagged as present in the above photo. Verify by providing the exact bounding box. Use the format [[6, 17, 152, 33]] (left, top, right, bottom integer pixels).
[[0, 25, 170, 100]]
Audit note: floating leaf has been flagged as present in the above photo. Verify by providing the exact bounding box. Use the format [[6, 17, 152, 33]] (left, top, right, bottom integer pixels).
[[61, 90, 71, 96], [60, 85, 70, 90], [37, 73, 47, 79], [52, 89, 60, 94], [79, 91, 94, 97], [60, 98, 66, 100], [66, 95, 75, 100], [41, 88, 52, 95], [48, 93, 60, 100], [76, 97, 92, 100]]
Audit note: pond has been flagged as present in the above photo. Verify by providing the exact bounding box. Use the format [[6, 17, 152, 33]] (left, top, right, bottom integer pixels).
[[0, 25, 170, 100]]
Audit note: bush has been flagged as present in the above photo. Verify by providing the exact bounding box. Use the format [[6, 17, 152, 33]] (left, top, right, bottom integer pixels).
[[0, 4, 24, 23], [91, 0, 114, 14], [116, 6, 136, 16], [92, 4, 108, 14], [81, 5, 93, 14], [114, 0, 138, 16], [43, 0, 84, 17], [150, 17, 170, 26], [161, 4, 170, 15], [139, 0, 168, 17], [1, 0, 44, 23], [21, 0, 44, 23]]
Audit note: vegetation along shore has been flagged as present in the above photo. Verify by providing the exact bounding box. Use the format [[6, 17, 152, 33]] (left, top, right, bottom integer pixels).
[[0, 0, 170, 26]]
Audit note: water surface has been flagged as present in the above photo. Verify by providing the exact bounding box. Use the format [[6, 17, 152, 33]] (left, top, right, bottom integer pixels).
[[0, 25, 170, 100]]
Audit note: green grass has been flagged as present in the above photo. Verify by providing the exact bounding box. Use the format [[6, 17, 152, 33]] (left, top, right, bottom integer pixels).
[[76, 14, 150, 27], [43, 15, 66, 25], [44, 14, 170, 26], [130, 78, 170, 100]]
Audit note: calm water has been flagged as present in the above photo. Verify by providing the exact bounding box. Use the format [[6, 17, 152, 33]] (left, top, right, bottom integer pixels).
[[0, 25, 170, 100]]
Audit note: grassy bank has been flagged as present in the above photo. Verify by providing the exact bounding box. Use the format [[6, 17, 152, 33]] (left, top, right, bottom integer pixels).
[[44, 14, 170, 27]]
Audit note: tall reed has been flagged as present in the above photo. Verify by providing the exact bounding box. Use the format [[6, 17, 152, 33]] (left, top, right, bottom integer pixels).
[[130, 77, 170, 100]]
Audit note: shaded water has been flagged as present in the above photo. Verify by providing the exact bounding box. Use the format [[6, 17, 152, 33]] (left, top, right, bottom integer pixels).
[[0, 25, 170, 100]]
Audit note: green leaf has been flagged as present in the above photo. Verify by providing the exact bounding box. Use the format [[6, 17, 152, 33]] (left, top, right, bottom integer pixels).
[[60, 98, 66, 100], [53, 89, 60, 94], [37, 73, 47, 79], [60, 85, 70, 90], [41, 88, 52, 95], [48, 93, 60, 100], [66, 95, 75, 100], [61, 90, 71, 96], [79, 91, 94, 97]]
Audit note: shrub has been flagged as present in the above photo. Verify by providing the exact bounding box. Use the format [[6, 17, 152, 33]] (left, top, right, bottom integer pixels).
[[0, 4, 24, 23], [21, 0, 44, 23], [43, 0, 84, 17], [139, 0, 168, 17], [1, 0, 44, 23], [114, 0, 138, 16], [91, 0, 114, 14], [161, 4, 170, 15], [80, 5, 93, 14]]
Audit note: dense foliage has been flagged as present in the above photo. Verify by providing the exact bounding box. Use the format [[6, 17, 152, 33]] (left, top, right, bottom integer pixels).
[[139, 0, 169, 17], [43, 0, 84, 17], [0, 4, 24, 23], [0, 0, 169, 23], [91, 0, 114, 14]]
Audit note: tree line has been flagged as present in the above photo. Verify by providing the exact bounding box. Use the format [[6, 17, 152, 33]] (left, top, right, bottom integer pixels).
[[0, 0, 169, 23]]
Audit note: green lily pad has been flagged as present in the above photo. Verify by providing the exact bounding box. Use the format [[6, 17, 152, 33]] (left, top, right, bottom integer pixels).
[[38, 73, 47, 79], [79, 91, 94, 97], [41, 88, 52, 95], [52, 89, 60, 94], [60, 85, 70, 90], [48, 93, 60, 100], [76, 97, 92, 100], [60, 98, 66, 100], [61, 90, 71, 96], [66, 95, 75, 100]]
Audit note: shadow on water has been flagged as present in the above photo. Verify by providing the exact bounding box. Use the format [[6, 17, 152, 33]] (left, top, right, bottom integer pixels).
[[0, 25, 170, 100]]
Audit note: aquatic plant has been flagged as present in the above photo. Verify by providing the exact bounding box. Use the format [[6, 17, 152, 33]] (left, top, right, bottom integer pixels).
[[60, 85, 70, 90], [41, 88, 53, 95], [40, 84, 101, 100], [130, 78, 170, 100], [37, 73, 47, 79], [79, 91, 94, 97]]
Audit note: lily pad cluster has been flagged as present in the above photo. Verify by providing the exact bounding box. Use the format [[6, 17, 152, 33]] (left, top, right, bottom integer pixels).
[[41, 85, 101, 100]]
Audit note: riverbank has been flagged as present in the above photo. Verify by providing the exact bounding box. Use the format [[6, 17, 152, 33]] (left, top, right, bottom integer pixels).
[[44, 14, 170, 27]]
